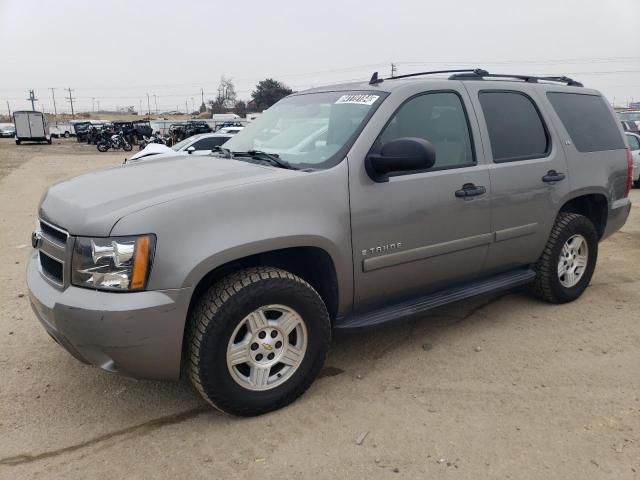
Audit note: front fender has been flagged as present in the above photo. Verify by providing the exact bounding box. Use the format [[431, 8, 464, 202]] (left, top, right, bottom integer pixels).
[[111, 161, 354, 315]]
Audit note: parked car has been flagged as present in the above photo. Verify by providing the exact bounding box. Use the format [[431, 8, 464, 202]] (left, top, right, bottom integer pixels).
[[27, 70, 631, 416], [216, 126, 244, 135], [619, 110, 640, 128], [126, 132, 233, 162], [13, 111, 51, 144], [621, 120, 639, 134], [625, 132, 640, 187], [49, 122, 74, 138], [0, 123, 16, 138]]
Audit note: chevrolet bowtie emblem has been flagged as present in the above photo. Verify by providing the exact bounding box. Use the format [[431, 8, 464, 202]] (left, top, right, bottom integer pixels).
[[262, 343, 273, 351]]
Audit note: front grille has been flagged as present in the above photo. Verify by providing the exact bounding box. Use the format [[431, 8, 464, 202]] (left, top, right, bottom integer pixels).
[[40, 251, 63, 283], [40, 221, 68, 245], [37, 219, 69, 288]]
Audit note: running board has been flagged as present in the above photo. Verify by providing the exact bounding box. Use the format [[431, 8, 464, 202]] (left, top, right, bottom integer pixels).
[[335, 269, 536, 330]]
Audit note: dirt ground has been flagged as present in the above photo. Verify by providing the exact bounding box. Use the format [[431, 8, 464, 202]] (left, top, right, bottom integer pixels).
[[0, 138, 638, 479]]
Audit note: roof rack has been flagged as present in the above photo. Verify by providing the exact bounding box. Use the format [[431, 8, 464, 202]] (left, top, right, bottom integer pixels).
[[368, 68, 583, 87]]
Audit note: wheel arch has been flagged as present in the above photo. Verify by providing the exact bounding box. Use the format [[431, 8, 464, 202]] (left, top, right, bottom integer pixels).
[[558, 190, 609, 239], [180, 245, 340, 376]]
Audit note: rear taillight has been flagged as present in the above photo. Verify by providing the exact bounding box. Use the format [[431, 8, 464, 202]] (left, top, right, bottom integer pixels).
[[625, 148, 633, 198]]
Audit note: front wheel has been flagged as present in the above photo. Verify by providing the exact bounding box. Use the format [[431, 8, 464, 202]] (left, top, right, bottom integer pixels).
[[187, 267, 331, 416], [97, 142, 109, 152], [123, 143, 132, 152], [529, 212, 598, 304]]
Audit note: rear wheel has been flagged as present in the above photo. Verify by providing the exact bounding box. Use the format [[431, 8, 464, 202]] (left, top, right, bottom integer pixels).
[[64, 131, 70, 138], [529, 212, 598, 303], [187, 267, 331, 416], [123, 143, 133, 152], [97, 142, 109, 152], [15, 139, 21, 145]]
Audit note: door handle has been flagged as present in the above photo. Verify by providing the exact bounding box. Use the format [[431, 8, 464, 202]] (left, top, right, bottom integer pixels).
[[542, 170, 566, 183], [455, 183, 487, 198]]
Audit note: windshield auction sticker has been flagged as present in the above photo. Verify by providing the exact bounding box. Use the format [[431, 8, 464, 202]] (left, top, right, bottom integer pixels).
[[335, 94, 380, 105]]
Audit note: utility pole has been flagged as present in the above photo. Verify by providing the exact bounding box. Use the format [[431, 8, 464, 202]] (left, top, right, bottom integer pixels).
[[96, 100, 100, 112], [153, 94, 158, 114], [146, 93, 151, 115], [201, 87, 205, 108], [50, 88, 57, 116], [6, 101, 11, 118], [66, 88, 76, 119], [191, 97, 195, 114], [390, 63, 397, 78], [27, 89, 38, 110], [185, 100, 188, 115]]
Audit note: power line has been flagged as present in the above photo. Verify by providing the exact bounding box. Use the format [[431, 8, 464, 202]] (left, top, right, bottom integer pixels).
[[26, 89, 37, 110], [50, 88, 57, 115], [66, 88, 76, 119]]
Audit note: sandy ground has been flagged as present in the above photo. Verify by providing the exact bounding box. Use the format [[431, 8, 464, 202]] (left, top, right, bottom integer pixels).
[[0, 138, 638, 479]]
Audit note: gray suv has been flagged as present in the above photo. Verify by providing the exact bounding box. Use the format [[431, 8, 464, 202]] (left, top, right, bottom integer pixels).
[[27, 69, 632, 416]]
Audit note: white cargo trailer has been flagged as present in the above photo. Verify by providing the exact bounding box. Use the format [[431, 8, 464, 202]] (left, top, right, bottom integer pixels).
[[13, 111, 51, 145]]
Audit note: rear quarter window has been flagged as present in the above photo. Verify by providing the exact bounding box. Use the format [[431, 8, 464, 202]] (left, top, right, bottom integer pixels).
[[547, 92, 625, 152]]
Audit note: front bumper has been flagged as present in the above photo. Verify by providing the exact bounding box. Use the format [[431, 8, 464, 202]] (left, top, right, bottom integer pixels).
[[27, 251, 192, 380]]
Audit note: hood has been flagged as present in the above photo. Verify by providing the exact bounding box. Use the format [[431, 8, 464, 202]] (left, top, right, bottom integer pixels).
[[128, 143, 174, 161], [39, 155, 288, 236]]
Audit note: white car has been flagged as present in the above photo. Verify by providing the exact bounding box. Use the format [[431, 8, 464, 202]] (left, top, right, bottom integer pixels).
[[127, 132, 233, 163], [626, 132, 640, 187], [216, 126, 244, 135]]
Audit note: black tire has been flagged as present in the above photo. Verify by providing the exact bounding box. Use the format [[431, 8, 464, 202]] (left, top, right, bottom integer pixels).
[[187, 267, 331, 416], [47, 137, 52, 145], [64, 131, 70, 138], [97, 142, 109, 152], [15, 139, 21, 145], [634, 179, 640, 188], [529, 212, 598, 304]]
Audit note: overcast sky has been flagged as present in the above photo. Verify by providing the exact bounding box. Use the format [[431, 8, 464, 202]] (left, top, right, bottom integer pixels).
[[1, 0, 639, 113]]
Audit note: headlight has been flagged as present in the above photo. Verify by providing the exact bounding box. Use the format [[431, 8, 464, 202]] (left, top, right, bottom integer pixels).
[[71, 235, 155, 291]]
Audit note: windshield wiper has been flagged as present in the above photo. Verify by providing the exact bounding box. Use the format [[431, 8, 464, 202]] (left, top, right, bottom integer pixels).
[[210, 145, 233, 158], [231, 150, 297, 170]]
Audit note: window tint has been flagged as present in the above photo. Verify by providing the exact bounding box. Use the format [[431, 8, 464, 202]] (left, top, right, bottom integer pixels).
[[627, 134, 640, 151], [378, 92, 474, 170], [192, 137, 229, 150], [479, 91, 549, 162], [547, 93, 625, 152]]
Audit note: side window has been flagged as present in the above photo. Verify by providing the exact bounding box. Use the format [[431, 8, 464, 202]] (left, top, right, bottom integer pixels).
[[192, 138, 214, 150], [479, 91, 549, 162], [547, 92, 625, 152], [627, 135, 640, 151], [378, 92, 474, 170]]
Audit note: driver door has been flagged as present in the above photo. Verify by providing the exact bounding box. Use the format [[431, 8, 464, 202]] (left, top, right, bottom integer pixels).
[[348, 89, 492, 311]]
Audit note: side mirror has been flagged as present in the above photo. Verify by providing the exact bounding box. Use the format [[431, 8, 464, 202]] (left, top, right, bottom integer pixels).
[[365, 137, 436, 182], [186, 146, 196, 154]]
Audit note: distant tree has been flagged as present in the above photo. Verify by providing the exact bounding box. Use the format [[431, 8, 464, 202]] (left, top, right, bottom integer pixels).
[[251, 79, 293, 110], [233, 100, 247, 117], [208, 76, 238, 114]]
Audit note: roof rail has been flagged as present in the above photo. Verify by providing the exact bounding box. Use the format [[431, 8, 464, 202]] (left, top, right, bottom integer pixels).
[[368, 68, 583, 87], [448, 70, 583, 87]]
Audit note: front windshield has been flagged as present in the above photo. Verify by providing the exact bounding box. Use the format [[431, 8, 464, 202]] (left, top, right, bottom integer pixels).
[[222, 91, 385, 168], [619, 112, 640, 122]]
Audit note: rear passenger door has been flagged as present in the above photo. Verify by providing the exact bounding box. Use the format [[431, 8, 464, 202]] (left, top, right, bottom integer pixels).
[[463, 84, 570, 271]]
